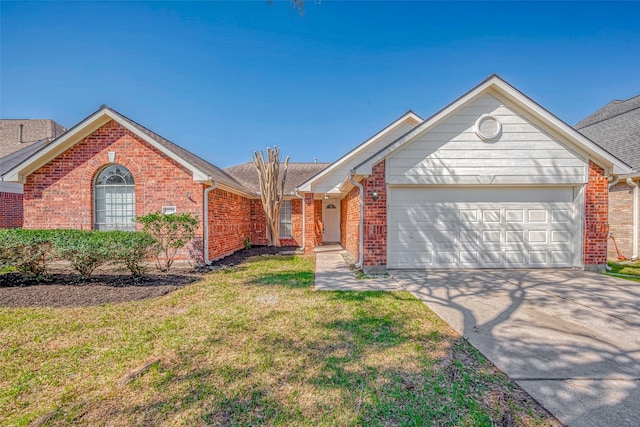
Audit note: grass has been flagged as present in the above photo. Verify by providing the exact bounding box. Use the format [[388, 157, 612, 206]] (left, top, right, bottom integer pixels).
[[606, 260, 640, 282], [0, 255, 556, 426]]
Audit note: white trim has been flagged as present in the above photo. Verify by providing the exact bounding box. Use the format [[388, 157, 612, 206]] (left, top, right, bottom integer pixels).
[[573, 185, 585, 268], [353, 76, 631, 176], [203, 182, 218, 265], [474, 114, 502, 140], [0, 181, 23, 194], [3, 107, 214, 184], [296, 111, 422, 192], [626, 178, 639, 260]]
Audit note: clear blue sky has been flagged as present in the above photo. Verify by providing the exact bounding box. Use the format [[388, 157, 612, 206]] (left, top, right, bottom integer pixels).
[[2, 1, 639, 167]]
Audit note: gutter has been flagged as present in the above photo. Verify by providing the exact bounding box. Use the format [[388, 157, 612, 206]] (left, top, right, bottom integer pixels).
[[608, 176, 620, 188], [626, 178, 639, 260], [294, 190, 305, 250], [349, 171, 364, 268], [203, 182, 218, 264]]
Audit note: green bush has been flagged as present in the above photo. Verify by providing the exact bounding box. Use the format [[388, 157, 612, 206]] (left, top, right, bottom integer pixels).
[[0, 229, 56, 277], [137, 212, 199, 271], [108, 231, 157, 276], [53, 230, 115, 279], [0, 229, 158, 280]]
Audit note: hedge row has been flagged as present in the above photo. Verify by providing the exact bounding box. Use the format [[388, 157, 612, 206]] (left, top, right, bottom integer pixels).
[[0, 229, 157, 279]]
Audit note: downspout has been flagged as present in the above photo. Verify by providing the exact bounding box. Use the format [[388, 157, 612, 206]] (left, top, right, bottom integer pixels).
[[294, 190, 305, 250], [349, 171, 364, 268], [608, 176, 620, 188], [203, 182, 217, 265], [626, 178, 639, 260]]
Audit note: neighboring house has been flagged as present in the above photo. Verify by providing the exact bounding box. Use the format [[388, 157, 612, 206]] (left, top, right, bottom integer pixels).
[[1, 106, 327, 262], [0, 119, 66, 228], [575, 95, 640, 260], [2, 75, 632, 271], [297, 75, 630, 272]]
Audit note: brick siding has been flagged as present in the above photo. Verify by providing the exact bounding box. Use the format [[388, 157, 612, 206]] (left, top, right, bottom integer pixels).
[[22, 120, 205, 261], [250, 198, 303, 247], [340, 184, 360, 262], [608, 178, 639, 260], [362, 160, 386, 270], [303, 194, 319, 254], [0, 192, 23, 228], [583, 160, 609, 268], [207, 187, 252, 260]]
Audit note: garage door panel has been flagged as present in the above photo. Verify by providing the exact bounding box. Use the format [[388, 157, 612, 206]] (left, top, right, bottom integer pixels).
[[388, 188, 576, 269]]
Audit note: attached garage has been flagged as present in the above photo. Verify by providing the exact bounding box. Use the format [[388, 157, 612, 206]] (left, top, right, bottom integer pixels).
[[387, 187, 579, 269]]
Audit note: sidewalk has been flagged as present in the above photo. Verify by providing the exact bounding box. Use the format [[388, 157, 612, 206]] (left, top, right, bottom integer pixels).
[[313, 245, 400, 291]]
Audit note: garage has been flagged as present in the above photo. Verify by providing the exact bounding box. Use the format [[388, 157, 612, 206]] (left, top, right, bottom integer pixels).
[[387, 187, 579, 269]]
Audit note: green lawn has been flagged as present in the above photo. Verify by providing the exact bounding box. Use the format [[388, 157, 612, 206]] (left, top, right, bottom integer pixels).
[[606, 261, 640, 282], [0, 256, 556, 426]]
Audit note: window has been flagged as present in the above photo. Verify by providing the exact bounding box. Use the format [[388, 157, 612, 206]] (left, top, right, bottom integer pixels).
[[94, 164, 135, 230], [279, 200, 292, 238]]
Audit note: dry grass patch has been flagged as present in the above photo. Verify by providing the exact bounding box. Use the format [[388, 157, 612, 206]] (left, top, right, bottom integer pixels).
[[0, 255, 558, 426]]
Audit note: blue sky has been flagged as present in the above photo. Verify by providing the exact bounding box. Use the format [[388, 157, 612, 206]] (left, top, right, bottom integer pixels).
[[2, 1, 639, 167]]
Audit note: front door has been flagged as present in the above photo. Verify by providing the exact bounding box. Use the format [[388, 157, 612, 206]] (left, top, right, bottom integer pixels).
[[322, 201, 340, 243]]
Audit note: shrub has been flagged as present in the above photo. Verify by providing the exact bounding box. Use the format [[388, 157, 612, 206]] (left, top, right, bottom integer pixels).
[[136, 212, 199, 271], [53, 230, 114, 279], [0, 229, 55, 278], [108, 231, 156, 276], [243, 236, 252, 250]]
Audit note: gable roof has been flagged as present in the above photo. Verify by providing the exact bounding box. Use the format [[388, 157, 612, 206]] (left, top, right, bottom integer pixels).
[[575, 95, 640, 171], [0, 138, 50, 177], [225, 162, 330, 195], [352, 74, 632, 176], [2, 106, 250, 194], [0, 119, 66, 158], [296, 110, 423, 192]]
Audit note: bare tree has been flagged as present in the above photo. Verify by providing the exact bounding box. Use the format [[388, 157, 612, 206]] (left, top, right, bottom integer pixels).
[[252, 146, 290, 247]]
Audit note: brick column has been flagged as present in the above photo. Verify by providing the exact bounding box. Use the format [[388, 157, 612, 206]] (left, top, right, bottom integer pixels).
[[583, 160, 608, 271], [362, 160, 387, 272], [304, 194, 317, 254]]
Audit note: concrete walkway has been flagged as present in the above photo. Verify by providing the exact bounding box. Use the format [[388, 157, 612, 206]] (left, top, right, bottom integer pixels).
[[313, 245, 400, 291]]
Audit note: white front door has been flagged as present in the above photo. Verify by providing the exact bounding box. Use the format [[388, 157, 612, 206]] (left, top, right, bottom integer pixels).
[[323, 201, 340, 243]]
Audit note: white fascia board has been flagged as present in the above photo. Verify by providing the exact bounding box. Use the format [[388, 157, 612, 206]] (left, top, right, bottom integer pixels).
[[354, 76, 632, 175], [3, 111, 112, 182], [295, 111, 422, 192], [214, 181, 257, 199], [0, 181, 23, 194], [488, 80, 633, 175], [103, 110, 212, 181]]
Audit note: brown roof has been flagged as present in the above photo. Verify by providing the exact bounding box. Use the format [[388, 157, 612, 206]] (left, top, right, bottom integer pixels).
[[102, 107, 250, 192], [0, 119, 66, 158], [225, 162, 330, 195]]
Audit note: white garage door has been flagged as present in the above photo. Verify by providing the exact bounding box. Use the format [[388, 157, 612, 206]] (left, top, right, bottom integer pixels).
[[388, 188, 577, 269]]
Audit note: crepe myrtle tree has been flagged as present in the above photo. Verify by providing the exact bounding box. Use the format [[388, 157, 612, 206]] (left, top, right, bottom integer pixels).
[[252, 146, 290, 247]]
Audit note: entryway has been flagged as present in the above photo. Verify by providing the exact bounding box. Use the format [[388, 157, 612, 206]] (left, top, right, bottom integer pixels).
[[322, 200, 340, 243]]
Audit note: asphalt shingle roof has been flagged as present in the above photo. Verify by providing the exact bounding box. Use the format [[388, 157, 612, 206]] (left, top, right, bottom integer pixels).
[[225, 162, 330, 195], [575, 95, 640, 171], [104, 107, 250, 192], [0, 119, 65, 158]]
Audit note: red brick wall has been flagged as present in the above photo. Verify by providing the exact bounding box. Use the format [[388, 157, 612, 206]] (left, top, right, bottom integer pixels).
[[362, 160, 387, 269], [340, 184, 360, 262], [207, 187, 251, 260], [250, 199, 268, 245], [303, 194, 318, 254], [280, 198, 303, 247], [583, 160, 609, 267], [22, 120, 205, 260], [0, 192, 23, 228], [608, 181, 634, 259]]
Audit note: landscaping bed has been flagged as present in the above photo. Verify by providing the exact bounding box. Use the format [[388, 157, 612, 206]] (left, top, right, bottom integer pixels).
[[0, 246, 295, 308]]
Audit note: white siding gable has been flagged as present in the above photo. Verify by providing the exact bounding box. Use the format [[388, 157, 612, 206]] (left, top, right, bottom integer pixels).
[[309, 121, 418, 193], [387, 95, 587, 185]]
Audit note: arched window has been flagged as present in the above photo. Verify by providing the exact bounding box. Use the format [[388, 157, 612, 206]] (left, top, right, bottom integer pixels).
[[94, 164, 135, 230]]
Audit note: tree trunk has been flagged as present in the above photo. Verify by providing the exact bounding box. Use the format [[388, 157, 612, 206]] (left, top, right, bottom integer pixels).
[[252, 146, 289, 247]]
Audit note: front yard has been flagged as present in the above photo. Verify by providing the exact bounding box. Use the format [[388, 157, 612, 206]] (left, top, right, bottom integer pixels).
[[606, 260, 640, 282], [0, 255, 557, 426]]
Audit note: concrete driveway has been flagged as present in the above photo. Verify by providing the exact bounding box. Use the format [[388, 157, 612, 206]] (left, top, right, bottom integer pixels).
[[392, 269, 640, 427]]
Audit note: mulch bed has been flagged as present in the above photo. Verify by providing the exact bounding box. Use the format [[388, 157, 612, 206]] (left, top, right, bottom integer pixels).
[[0, 246, 297, 308]]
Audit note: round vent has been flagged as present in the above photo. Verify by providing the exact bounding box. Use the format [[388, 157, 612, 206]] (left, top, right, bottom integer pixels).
[[474, 114, 502, 141]]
